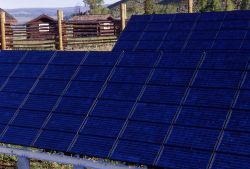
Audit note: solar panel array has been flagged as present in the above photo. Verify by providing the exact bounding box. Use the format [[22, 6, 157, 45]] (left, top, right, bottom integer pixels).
[[0, 49, 250, 168], [113, 10, 250, 52], [1, 10, 250, 169]]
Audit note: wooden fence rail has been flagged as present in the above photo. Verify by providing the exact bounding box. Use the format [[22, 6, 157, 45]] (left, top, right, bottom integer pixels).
[[0, 9, 124, 51]]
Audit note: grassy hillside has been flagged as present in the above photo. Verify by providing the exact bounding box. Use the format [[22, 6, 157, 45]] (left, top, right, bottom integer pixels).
[[108, 0, 187, 18]]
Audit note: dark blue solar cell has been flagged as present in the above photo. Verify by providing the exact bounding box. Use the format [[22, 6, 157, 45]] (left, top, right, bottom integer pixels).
[[122, 121, 168, 144], [227, 110, 250, 132], [242, 40, 250, 50], [52, 51, 86, 65], [111, 67, 151, 83], [167, 126, 220, 150], [186, 40, 213, 50], [165, 31, 190, 40], [150, 69, 194, 86], [43, 65, 77, 80], [145, 22, 171, 31], [141, 32, 165, 41], [141, 85, 186, 104], [185, 88, 235, 108], [45, 114, 83, 132], [125, 22, 148, 32], [23, 95, 58, 111], [56, 97, 93, 115], [132, 103, 177, 123], [1, 126, 37, 146], [0, 64, 17, 76], [83, 52, 120, 66], [225, 10, 250, 20], [193, 70, 242, 88], [157, 53, 192, 68], [0, 77, 7, 87], [136, 41, 162, 51], [102, 83, 142, 101], [119, 32, 142, 41], [202, 52, 249, 70], [32, 79, 68, 95], [217, 30, 246, 40], [222, 20, 249, 29], [22, 50, 54, 64], [13, 109, 48, 128], [212, 40, 242, 50], [92, 100, 134, 119], [3, 78, 36, 93], [160, 41, 186, 50], [175, 13, 200, 21], [242, 73, 250, 89], [119, 52, 158, 67], [81, 117, 124, 138], [0, 92, 26, 108], [112, 140, 160, 165], [0, 107, 16, 124], [199, 12, 226, 21], [151, 14, 175, 22], [195, 21, 222, 30], [170, 22, 195, 31], [246, 31, 250, 39], [190, 31, 217, 40], [212, 153, 250, 169], [112, 41, 137, 51], [72, 135, 114, 158], [129, 15, 152, 23], [235, 90, 250, 110], [0, 50, 26, 63], [35, 130, 75, 151], [158, 147, 211, 169], [66, 81, 103, 98], [75, 66, 111, 81], [176, 106, 227, 128], [13, 64, 45, 78], [219, 131, 250, 156], [0, 124, 4, 134]]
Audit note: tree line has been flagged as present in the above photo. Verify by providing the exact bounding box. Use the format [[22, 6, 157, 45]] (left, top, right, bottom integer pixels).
[[83, 0, 250, 15]]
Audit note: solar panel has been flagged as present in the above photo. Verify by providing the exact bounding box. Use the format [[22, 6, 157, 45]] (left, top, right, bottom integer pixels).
[[114, 10, 250, 52], [1, 10, 250, 169]]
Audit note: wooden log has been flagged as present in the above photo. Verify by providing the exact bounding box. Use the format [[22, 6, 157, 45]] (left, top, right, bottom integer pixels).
[[188, 0, 193, 13], [57, 9, 64, 50], [120, 3, 127, 31], [0, 11, 6, 50]]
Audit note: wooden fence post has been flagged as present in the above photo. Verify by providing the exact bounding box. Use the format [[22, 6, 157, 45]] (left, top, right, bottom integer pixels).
[[120, 3, 127, 31], [0, 11, 6, 50], [57, 9, 63, 50], [188, 0, 193, 13]]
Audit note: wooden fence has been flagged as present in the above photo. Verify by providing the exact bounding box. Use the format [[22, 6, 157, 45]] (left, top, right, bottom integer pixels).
[[0, 10, 123, 51]]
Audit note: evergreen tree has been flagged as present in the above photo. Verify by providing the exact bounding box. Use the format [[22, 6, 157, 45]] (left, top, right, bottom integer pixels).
[[207, 0, 222, 11], [83, 0, 109, 14], [144, 0, 154, 14], [197, 0, 208, 11], [241, 0, 250, 9], [225, 0, 235, 10]]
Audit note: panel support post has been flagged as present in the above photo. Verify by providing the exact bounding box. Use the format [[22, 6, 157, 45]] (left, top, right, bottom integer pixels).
[[188, 0, 193, 13], [17, 157, 30, 169], [57, 9, 64, 50], [120, 3, 127, 31], [0, 11, 6, 50]]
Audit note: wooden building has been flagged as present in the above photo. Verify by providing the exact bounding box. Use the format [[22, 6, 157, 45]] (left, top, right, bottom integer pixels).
[[68, 14, 117, 37], [0, 8, 17, 24], [26, 14, 57, 40]]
